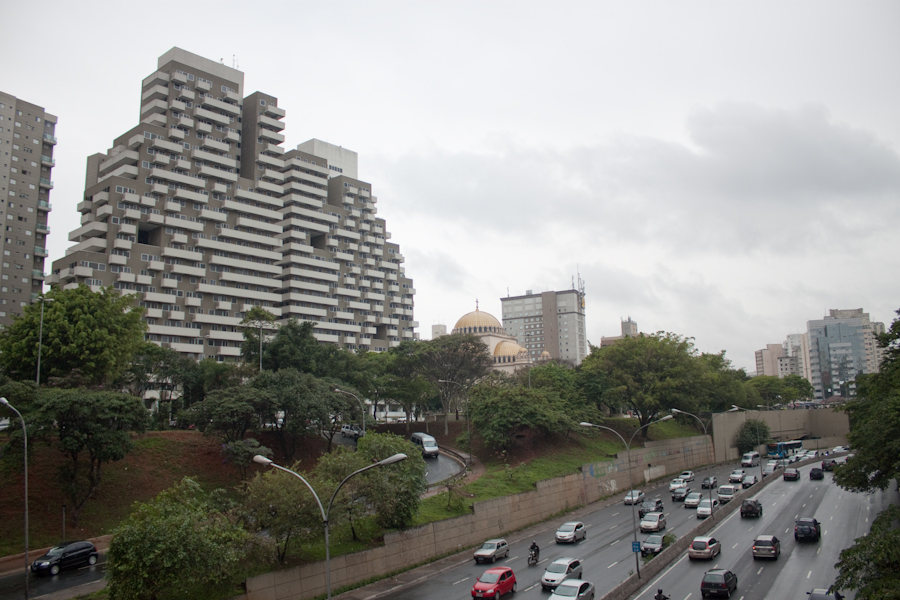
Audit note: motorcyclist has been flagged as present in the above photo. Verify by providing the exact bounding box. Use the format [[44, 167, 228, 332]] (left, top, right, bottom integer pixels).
[[529, 541, 540, 562], [654, 590, 670, 600]]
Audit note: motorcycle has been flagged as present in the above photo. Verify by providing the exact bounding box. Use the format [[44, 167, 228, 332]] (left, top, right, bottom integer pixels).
[[527, 549, 539, 566]]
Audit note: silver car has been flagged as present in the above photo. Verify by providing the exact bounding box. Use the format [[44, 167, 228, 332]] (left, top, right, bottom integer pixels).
[[696, 498, 719, 519], [549, 579, 595, 600], [684, 492, 703, 508], [555, 521, 586, 543], [623, 490, 644, 505], [473, 539, 509, 564], [639, 512, 666, 532], [541, 558, 583, 591]]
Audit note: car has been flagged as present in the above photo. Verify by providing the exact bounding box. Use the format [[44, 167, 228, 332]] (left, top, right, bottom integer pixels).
[[701, 476, 718, 489], [669, 478, 686, 491], [795, 517, 822, 542], [740, 499, 763, 518], [774, 459, 790, 468], [340, 424, 365, 439], [680, 470, 696, 482], [541, 558, 583, 591], [832, 446, 848, 453], [684, 491, 704, 508], [640, 512, 667, 532], [474, 539, 510, 563], [807, 589, 846, 600], [688, 536, 721, 560], [822, 459, 838, 471], [742, 474, 758, 488], [548, 579, 595, 600], [672, 486, 691, 502], [30, 541, 99, 576], [752, 535, 781, 560], [555, 521, 586, 543], [810, 467, 825, 480], [640, 534, 665, 556], [696, 498, 719, 519], [783, 468, 801, 481], [638, 499, 664, 518], [472, 567, 517, 598], [623, 490, 644, 505], [728, 469, 745, 483], [700, 569, 738, 598], [762, 463, 777, 477], [788, 454, 802, 463], [717, 485, 737, 503]]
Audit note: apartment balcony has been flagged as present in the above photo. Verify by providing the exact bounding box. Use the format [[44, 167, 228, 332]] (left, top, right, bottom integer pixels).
[[142, 70, 169, 88], [234, 188, 284, 209], [192, 148, 236, 169], [32, 269, 46, 279], [257, 153, 285, 169], [193, 106, 230, 126], [198, 165, 237, 182], [168, 128, 186, 141], [262, 168, 285, 182], [225, 130, 240, 143], [35, 246, 49, 257], [142, 113, 167, 128], [196, 121, 212, 134], [41, 155, 55, 167], [38, 177, 54, 189], [255, 180, 283, 194], [43, 133, 57, 145], [99, 149, 140, 174], [265, 143, 284, 155], [37, 201, 52, 212], [141, 98, 168, 116], [263, 104, 286, 119], [151, 138, 185, 154], [257, 114, 285, 131], [174, 188, 209, 203], [258, 128, 285, 144], [169, 99, 187, 113], [200, 137, 229, 153], [201, 96, 240, 116], [171, 72, 187, 84], [196, 80, 211, 92], [178, 88, 195, 101]]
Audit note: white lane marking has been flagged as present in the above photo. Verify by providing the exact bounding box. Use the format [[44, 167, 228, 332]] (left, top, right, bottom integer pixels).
[[612, 512, 620, 517], [817, 548, 821, 555], [507, 556, 518, 561], [824, 530, 828, 536], [607, 561, 619, 569], [808, 570, 812, 579], [795, 514, 799, 518], [611, 539, 620, 545], [757, 567, 763, 574], [585, 523, 595, 529], [732, 543, 739, 549], [524, 584, 539, 592], [610, 525, 618, 530], [810, 494, 814, 498], [453, 577, 470, 585], [830, 516, 833, 521], [785, 528, 790, 533], [685, 594, 693, 600], [803, 503, 807, 507]]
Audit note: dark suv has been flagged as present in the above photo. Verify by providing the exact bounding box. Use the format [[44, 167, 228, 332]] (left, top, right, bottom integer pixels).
[[822, 459, 837, 471], [639, 498, 665, 518], [700, 569, 738, 598], [809, 468, 824, 480], [740, 499, 763, 518], [795, 518, 822, 542]]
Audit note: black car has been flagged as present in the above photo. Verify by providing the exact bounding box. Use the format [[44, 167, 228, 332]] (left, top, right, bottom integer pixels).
[[700, 568, 738, 598], [701, 476, 718, 489], [810, 468, 825, 480], [672, 486, 691, 502], [822, 459, 837, 471], [639, 498, 665, 518], [795, 518, 822, 542], [740, 499, 763, 518], [31, 541, 98, 576]]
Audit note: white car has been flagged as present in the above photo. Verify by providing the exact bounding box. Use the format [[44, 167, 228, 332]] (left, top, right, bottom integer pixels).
[[669, 478, 686, 491], [696, 498, 720, 519], [683, 492, 704, 509], [555, 521, 586, 543], [717, 485, 737, 503], [541, 558, 583, 591], [728, 470, 745, 483], [832, 446, 848, 453], [680, 470, 695, 482], [640, 512, 667, 533], [623, 490, 644, 505]]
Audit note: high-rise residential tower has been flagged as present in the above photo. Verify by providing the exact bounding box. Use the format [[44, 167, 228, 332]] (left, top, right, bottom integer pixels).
[[807, 308, 884, 400], [500, 281, 587, 365], [50, 48, 415, 360], [0, 92, 56, 325]]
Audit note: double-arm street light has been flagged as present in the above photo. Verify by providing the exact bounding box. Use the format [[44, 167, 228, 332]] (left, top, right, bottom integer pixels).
[[36, 296, 54, 385], [731, 405, 766, 482], [253, 453, 406, 599], [580, 414, 673, 579], [334, 388, 366, 434], [1, 397, 29, 599]]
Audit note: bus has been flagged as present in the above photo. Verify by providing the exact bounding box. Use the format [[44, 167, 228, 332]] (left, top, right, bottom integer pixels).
[[766, 440, 804, 459]]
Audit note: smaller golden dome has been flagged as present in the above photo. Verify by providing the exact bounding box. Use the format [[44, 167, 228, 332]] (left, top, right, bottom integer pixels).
[[494, 341, 527, 357]]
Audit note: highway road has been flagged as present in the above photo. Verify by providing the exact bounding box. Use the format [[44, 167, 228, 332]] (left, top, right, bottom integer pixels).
[[629, 460, 897, 600], [0, 557, 106, 600]]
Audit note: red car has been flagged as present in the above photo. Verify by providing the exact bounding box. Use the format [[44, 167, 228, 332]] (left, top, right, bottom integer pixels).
[[472, 567, 517, 598]]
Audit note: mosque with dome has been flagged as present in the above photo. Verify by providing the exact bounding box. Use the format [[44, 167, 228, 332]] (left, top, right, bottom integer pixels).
[[434, 303, 549, 374]]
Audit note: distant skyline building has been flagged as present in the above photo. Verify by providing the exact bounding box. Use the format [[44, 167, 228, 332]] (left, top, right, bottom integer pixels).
[[778, 333, 811, 380], [599, 317, 639, 348], [754, 343, 784, 377], [49, 48, 415, 360], [0, 91, 56, 325], [807, 308, 884, 400], [500, 280, 587, 365]]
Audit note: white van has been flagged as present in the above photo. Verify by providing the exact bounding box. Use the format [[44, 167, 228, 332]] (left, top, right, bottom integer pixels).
[[410, 432, 439, 458], [741, 451, 760, 468]]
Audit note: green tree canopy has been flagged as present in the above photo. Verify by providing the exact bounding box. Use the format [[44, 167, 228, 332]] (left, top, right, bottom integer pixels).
[[733, 418, 770, 455], [579, 332, 704, 435], [0, 285, 146, 385], [190, 386, 258, 443], [469, 384, 575, 452], [107, 478, 258, 600], [31, 388, 148, 526]]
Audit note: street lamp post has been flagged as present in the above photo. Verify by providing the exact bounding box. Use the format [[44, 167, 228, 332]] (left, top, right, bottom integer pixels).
[[1, 397, 29, 600], [732, 405, 766, 482], [36, 296, 54, 385], [253, 453, 406, 599], [334, 388, 366, 434], [580, 414, 674, 579]]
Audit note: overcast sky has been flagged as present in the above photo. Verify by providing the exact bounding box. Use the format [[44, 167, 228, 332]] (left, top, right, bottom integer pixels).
[[4, 1, 899, 371]]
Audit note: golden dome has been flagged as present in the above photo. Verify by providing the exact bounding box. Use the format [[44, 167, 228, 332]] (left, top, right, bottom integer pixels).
[[494, 340, 527, 357], [452, 307, 504, 335]]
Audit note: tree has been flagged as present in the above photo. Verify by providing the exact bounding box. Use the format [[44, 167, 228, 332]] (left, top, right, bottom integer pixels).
[[178, 358, 243, 408], [107, 478, 258, 600], [469, 385, 575, 452], [782, 374, 815, 402], [191, 386, 257, 443], [579, 332, 703, 436], [745, 375, 786, 405], [733, 418, 770, 455], [354, 433, 427, 528], [416, 334, 493, 435], [829, 307, 900, 598], [262, 319, 324, 373], [31, 388, 148, 526], [696, 352, 752, 411], [240, 306, 277, 372], [368, 343, 436, 432], [0, 285, 146, 385], [222, 438, 273, 480]]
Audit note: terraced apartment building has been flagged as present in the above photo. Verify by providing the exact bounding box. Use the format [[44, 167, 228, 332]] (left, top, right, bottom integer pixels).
[[50, 48, 416, 360], [0, 92, 56, 325]]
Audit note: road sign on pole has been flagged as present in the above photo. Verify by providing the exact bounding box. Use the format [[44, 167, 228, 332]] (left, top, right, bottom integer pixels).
[[632, 541, 641, 553]]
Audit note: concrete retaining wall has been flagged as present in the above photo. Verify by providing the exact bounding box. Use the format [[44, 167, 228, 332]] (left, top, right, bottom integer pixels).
[[243, 435, 713, 600]]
